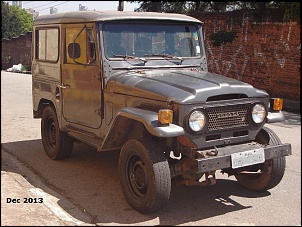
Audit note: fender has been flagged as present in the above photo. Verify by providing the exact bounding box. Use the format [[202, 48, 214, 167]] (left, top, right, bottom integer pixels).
[[100, 107, 185, 151], [118, 107, 185, 137]]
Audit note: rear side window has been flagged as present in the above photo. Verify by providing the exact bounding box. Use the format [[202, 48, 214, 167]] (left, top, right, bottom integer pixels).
[[35, 28, 59, 62]]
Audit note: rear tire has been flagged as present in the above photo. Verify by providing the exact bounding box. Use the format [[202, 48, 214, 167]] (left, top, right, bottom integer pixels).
[[235, 126, 286, 191], [118, 138, 171, 213], [41, 106, 73, 160]]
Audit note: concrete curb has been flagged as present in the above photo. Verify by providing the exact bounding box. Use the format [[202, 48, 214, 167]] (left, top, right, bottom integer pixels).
[[1, 148, 95, 226]]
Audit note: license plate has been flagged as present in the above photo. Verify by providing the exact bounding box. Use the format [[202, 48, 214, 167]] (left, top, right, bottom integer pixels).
[[231, 148, 265, 169]]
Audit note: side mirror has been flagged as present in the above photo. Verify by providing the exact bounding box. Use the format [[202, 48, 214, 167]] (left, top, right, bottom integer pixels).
[[68, 43, 81, 59]]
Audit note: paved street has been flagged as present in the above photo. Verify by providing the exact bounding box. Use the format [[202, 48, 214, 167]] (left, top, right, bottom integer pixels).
[[1, 71, 301, 226]]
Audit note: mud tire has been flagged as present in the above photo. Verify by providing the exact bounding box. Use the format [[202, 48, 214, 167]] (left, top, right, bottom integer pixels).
[[118, 138, 171, 213], [235, 126, 286, 191], [41, 106, 73, 160]]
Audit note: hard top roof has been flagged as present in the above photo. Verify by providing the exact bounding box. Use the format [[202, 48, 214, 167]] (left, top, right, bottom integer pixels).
[[33, 10, 202, 25]]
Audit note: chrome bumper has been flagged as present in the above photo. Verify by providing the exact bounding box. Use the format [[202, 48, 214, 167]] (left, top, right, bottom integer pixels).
[[267, 111, 285, 123]]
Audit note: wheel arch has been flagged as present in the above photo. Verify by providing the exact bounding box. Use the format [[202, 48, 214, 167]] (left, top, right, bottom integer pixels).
[[34, 98, 63, 129], [34, 98, 57, 118], [100, 107, 185, 151], [255, 126, 281, 145]]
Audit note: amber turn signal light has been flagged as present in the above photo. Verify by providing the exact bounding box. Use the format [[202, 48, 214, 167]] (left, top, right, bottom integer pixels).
[[158, 109, 173, 125], [271, 98, 283, 111]]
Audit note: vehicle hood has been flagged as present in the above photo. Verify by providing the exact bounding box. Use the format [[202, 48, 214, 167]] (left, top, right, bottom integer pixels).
[[107, 69, 268, 104]]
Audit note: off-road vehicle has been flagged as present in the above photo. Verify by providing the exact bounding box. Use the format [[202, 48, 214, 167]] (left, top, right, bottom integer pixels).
[[32, 10, 292, 213]]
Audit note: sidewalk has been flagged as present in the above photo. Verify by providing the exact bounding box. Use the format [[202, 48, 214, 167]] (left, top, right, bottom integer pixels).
[[1, 148, 94, 226]]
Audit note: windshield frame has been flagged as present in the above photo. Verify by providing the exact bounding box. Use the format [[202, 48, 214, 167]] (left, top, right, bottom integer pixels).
[[101, 20, 204, 61]]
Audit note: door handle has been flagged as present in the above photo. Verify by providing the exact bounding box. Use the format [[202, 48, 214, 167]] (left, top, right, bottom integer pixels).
[[58, 83, 70, 89]]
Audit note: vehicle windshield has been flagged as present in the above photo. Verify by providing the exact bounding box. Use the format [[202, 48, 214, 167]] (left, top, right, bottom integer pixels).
[[103, 22, 202, 59]]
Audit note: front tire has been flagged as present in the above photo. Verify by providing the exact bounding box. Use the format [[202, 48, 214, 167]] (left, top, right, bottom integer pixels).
[[118, 138, 171, 214], [41, 106, 74, 160], [234, 126, 286, 191]]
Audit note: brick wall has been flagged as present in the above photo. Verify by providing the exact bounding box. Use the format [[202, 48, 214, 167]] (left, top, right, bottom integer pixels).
[[1, 32, 32, 71], [194, 11, 300, 100], [1, 12, 300, 100]]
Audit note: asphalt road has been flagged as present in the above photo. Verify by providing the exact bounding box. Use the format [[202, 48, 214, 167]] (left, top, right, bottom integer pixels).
[[1, 71, 301, 226]]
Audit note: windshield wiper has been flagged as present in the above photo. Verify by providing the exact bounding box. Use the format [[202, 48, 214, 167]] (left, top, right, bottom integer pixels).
[[144, 54, 183, 64], [112, 54, 147, 64]]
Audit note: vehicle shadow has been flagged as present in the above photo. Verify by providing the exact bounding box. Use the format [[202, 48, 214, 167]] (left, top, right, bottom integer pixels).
[[2, 139, 271, 225]]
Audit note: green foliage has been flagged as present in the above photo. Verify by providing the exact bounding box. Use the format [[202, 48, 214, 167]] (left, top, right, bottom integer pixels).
[[283, 2, 300, 21], [128, 1, 188, 14], [129, 1, 229, 14], [209, 31, 237, 47], [127, 1, 300, 21], [1, 2, 33, 39]]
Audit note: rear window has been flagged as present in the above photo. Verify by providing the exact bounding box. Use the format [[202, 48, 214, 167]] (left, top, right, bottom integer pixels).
[[35, 28, 59, 62]]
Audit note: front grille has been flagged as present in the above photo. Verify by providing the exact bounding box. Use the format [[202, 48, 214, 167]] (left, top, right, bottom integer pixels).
[[207, 105, 249, 131]]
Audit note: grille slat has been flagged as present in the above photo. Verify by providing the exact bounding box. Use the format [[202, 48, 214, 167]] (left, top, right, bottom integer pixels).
[[207, 105, 249, 131]]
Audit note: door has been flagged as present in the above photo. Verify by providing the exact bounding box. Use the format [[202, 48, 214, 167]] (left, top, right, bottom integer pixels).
[[61, 23, 102, 129]]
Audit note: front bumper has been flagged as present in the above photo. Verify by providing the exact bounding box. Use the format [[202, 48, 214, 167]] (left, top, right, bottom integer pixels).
[[267, 111, 285, 123], [197, 142, 291, 173]]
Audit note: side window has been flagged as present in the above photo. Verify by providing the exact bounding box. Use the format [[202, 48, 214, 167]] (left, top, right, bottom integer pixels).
[[35, 28, 59, 62], [66, 27, 96, 64], [87, 29, 96, 64]]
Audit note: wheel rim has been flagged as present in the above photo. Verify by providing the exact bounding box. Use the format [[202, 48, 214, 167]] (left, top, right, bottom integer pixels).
[[126, 154, 148, 198], [46, 118, 57, 149]]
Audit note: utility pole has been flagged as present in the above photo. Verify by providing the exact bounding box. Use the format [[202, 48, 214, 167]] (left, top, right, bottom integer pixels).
[[118, 1, 124, 11]]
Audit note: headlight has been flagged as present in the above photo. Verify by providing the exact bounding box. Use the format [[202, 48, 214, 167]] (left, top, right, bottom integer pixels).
[[189, 111, 206, 132], [252, 104, 266, 123]]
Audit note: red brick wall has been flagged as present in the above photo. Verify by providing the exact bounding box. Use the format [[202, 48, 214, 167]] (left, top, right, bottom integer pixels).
[[1, 32, 32, 71], [194, 11, 301, 100]]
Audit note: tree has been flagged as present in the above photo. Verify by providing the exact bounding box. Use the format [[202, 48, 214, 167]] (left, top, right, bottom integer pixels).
[[129, 1, 228, 14], [282, 2, 300, 21], [129, 1, 188, 14], [1, 2, 33, 39], [127, 1, 300, 21]]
